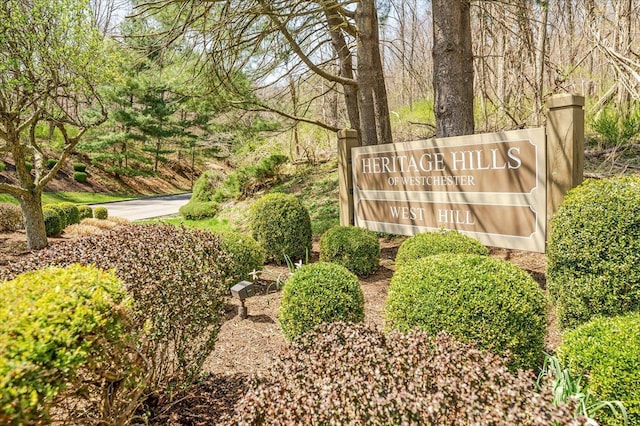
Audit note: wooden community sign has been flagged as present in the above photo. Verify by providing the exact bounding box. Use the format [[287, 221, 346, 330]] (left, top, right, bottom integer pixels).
[[352, 128, 547, 252]]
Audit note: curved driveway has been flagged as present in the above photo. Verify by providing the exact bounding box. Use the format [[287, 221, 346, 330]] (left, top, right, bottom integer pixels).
[[90, 193, 192, 221]]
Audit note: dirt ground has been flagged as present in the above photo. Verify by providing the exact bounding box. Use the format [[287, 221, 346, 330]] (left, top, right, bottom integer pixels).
[[1, 231, 552, 424]]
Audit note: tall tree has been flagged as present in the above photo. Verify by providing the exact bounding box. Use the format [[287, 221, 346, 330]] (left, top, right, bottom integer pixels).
[[432, 0, 474, 137], [0, 0, 111, 249]]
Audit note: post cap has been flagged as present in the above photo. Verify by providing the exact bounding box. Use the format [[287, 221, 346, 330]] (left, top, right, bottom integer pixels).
[[547, 93, 585, 109]]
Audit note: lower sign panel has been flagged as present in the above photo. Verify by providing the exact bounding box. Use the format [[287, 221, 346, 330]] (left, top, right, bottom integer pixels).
[[356, 199, 543, 252]]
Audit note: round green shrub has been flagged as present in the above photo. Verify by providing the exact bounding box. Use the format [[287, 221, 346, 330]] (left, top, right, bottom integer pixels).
[[94, 206, 108, 220], [192, 169, 225, 202], [179, 200, 219, 220], [251, 193, 311, 264], [278, 262, 364, 341], [395, 229, 489, 269], [0, 203, 24, 232], [58, 202, 80, 225], [73, 171, 88, 182], [77, 205, 93, 220], [218, 231, 265, 288], [385, 254, 547, 371], [0, 264, 131, 424], [46, 158, 57, 169], [43, 208, 63, 237], [319, 225, 380, 276], [44, 204, 67, 229], [0, 161, 5, 172], [25, 162, 33, 172], [547, 176, 640, 329], [73, 162, 87, 172], [558, 312, 640, 425]]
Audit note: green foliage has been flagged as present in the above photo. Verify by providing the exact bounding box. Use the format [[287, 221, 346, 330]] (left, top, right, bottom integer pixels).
[[251, 193, 312, 264], [236, 323, 580, 424], [385, 254, 547, 371], [24, 162, 33, 172], [0, 203, 23, 232], [319, 226, 380, 276], [218, 231, 265, 288], [537, 354, 628, 424], [46, 159, 57, 169], [73, 163, 87, 172], [590, 108, 640, 149], [73, 171, 87, 182], [558, 312, 640, 425], [192, 169, 226, 202], [57, 202, 80, 225], [395, 229, 489, 269], [0, 264, 131, 424], [43, 208, 63, 237], [44, 205, 67, 228], [547, 176, 640, 329], [0, 162, 5, 172], [179, 201, 219, 220], [94, 206, 108, 220], [77, 205, 93, 220], [278, 263, 364, 341]]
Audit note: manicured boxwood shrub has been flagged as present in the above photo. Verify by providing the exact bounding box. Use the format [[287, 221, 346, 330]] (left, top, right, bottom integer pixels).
[[385, 254, 547, 371], [73, 171, 88, 182], [73, 162, 87, 172], [58, 202, 80, 225], [0, 203, 23, 232], [46, 158, 57, 169], [2, 224, 231, 400], [251, 193, 312, 264], [235, 322, 580, 425], [77, 204, 93, 220], [0, 161, 5, 172], [43, 207, 63, 237], [278, 262, 364, 341], [395, 229, 489, 269], [218, 231, 265, 288], [558, 312, 640, 425], [547, 176, 640, 329], [179, 200, 219, 220], [0, 264, 131, 424], [319, 225, 380, 276], [93, 206, 108, 220], [45, 204, 67, 228]]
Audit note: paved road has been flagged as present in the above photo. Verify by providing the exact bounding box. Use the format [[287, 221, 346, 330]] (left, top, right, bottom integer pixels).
[[90, 193, 192, 221]]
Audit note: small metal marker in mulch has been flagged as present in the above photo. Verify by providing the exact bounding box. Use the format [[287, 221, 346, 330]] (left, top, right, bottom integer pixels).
[[230, 280, 258, 319]]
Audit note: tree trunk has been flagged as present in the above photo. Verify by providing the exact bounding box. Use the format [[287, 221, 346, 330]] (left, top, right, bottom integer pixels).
[[433, 0, 474, 137], [20, 190, 47, 250]]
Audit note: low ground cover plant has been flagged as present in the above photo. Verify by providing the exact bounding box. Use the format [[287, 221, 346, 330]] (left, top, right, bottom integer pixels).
[[319, 225, 380, 276], [385, 253, 547, 371], [547, 176, 640, 329], [0, 264, 132, 424], [250, 193, 312, 264], [235, 322, 581, 425], [278, 263, 364, 341], [394, 229, 489, 269], [558, 312, 640, 425]]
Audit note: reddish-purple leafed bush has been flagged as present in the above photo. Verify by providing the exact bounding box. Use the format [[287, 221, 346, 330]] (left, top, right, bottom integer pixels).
[[234, 322, 583, 425], [1, 224, 230, 395]]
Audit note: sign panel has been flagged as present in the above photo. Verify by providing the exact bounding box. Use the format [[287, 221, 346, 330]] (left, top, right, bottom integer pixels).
[[352, 128, 547, 252]]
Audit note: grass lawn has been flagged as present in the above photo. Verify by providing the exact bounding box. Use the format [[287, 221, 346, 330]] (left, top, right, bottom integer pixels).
[[152, 216, 235, 234], [0, 192, 133, 205]]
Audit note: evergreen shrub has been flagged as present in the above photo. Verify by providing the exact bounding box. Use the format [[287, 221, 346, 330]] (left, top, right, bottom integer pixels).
[[0, 265, 131, 424], [250, 193, 311, 264], [179, 200, 219, 220], [58, 202, 80, 225], [0, 162, 5, 172], [73, 171, 88, 182], [94, 206, 108, 220], [25, 162, 33, 172], [43, 207, 63, 237], [218, 231, 265, 288], [395, 229, 489, 269], [547, 176, 640, 329], [319, 225, 380, 276], [0, 203, 23, 232], [46, 158, 57, 169], [558, 312, 640, 425], [73, 162, 87, 172], [278, 263, 364, 341], [385, 254, 547, 371], [235, 322, 581, 425], [77, 205, 93, 220], [192, 169, 225, 202], [45, 204, 67, 228]]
